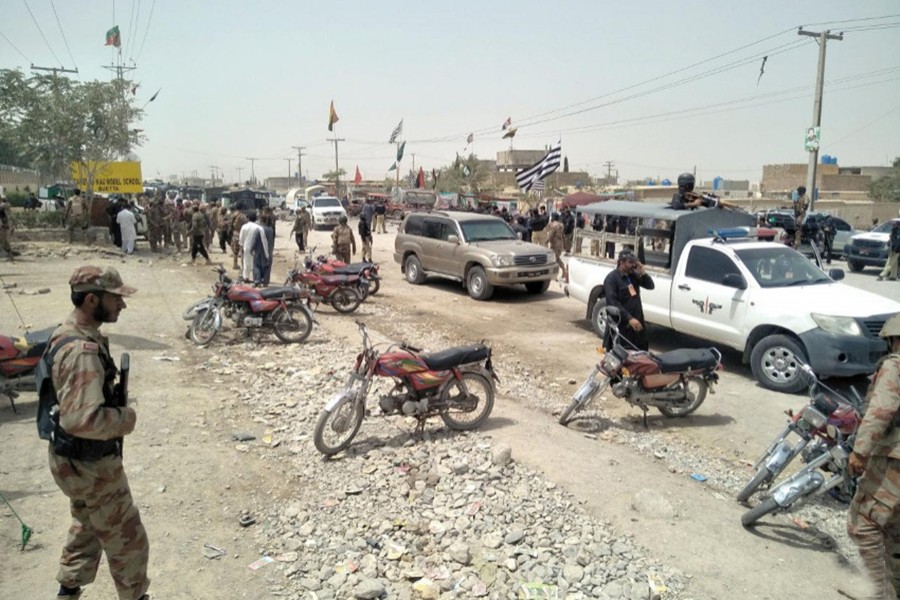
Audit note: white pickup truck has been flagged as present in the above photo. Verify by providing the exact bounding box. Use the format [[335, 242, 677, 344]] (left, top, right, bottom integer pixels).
[[565, 201, 900, 393]]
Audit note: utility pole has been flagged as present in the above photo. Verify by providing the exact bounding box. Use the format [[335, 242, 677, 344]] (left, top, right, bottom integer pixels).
[[31, 65, 79, 76], [798, 27, 843, 210], [327, 138, 345, 199], [603, 160, 615, 183], [209, 165, 220, 185], [236, 167, 244, 185], [291, 146, 305, 187], [284, 158, 292, 179], [245, 157, 258, 186], [411, 153, 416, 172]]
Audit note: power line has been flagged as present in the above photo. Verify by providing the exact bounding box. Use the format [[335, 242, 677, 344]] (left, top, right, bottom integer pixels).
[[48, 0, 78, 71], [23, 0, 64, 67], [125, 0, 137, 60], [803, 14, 900, 27], [0, 29, 32, 64], [134, 0, 156, 63], [829, 102, 900, 147]]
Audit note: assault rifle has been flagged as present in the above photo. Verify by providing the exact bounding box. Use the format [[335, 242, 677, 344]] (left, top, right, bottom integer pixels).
[[685, 191, 742, 211]]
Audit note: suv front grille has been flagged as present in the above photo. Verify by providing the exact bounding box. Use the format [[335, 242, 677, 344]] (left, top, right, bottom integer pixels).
[[514, 254, 548, 266], [853, 239, 885, 249], [861, 316, 890, 337]]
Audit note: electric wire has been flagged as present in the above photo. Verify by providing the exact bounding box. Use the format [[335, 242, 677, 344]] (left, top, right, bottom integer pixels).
[[49, 0, 78, 71], [0, 29, 32, 64], [130, 0, 142, 61], [23, 0, 64, 67], [134, 0, 156, 63], [124, 0, 136, 60], [828, 102, 900, 147], [802, 14, 900, 27]]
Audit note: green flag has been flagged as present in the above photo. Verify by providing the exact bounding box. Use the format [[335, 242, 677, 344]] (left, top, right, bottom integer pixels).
[[105, 26, 121, 48], [396, 142, 405, 162], [388, 162, 397, 171]]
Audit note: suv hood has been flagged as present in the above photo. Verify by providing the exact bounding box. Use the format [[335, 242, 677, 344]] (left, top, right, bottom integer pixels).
[[755, 282, 900, 317], [471, 240, 553, 254], [850, 231, 889, 242]]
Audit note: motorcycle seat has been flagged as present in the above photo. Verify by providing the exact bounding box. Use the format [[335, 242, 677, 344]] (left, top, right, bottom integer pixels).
[[332, 261, 373, 271], [260, 286, 300, 300], [322, 274, 357, 284], [653, 349, 719, 373], [421, 344, 490, 371]]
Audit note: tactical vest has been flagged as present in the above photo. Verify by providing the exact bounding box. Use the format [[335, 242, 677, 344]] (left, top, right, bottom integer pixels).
[[334, 226, 353, 246], [37, 334, 122, 460]]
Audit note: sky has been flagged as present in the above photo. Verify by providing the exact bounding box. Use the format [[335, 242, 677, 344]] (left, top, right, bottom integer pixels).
[[1, 1, 899, 186]]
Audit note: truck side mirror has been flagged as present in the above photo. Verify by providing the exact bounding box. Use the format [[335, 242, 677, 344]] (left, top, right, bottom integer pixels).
[[828, 268, 845, 281], [721, 273, 747, 289], [447, 235, 459, 244]]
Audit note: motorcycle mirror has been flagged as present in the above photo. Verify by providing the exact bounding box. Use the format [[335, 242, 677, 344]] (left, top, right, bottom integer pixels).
[[826, 424, 838, 439]]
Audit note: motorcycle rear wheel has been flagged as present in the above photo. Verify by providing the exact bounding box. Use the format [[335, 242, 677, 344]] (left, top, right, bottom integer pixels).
[[741, 497, 780, 526], [657, 376, 707, 418], [736, 466, 773, 503], [440, 372, 494, 431], [368, 277, 380, 296], [330, 287, 362, 313], [273, 305, 313, 344], [314, 398, 365, 456], [190, 307, 219, 345]]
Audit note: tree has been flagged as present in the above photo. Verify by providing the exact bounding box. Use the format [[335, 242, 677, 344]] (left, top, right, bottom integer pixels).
[[869, 157, 900, 203], [0, 69, 145, 190], [433, 154, 490, 194]]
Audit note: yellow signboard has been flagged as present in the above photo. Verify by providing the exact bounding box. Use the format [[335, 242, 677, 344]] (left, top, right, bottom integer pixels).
[[71, 161, 143, 194]]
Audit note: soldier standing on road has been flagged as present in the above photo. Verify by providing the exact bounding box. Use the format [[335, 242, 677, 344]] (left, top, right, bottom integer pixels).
[[161, 200, 175, 250], [230, 210, 248, 270], [65, 189, 89, 244], [289, 206, 311, 252], [793, 186, 810, 249], [0, 195, 14, 261], [331, 215, 356, 263], [146, 199, 163, 253], [821, 214, 835, 265], [602, 250, 654, 351], [530, 205, 549, 247], [171, 200, 185, 253], [361, 197, 376, 230], [358, 215, 373, 262], [561, 206, 575, 254], [189, 205, 212, 265], [847, 313, 900, 598], [47, 266, 150, 600], [374, 201, 387, 234], [217, 207, 230, 253], [545, 212, 566, 279], [877, 220, 900, 282]]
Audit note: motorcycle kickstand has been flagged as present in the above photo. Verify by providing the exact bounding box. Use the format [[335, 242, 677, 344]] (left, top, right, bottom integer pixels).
[[4, 392, 18, 414], [641, 406, 649, 429], [412, 418, 427, 441]]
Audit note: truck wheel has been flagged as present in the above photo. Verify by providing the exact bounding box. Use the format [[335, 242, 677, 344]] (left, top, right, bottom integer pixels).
[[590, 298, 608, 339], [405, 255, 426, 284], [525, 280, 550, 294], [466, 266, 494, 301], [392, 209, 404, 219], [847, 260, 864, 273], [750, 334, 808, 394]]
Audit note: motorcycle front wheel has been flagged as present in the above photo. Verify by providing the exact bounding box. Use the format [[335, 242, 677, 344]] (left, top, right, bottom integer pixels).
[[330, 287, 362, 313], [657, 376, 708, 418], [440, 372, 494, 431], [272, 305, 313, 344], [559, 372, 610, 426], [183, 297, 209, 320], [314, 396, 365, 456], [368, 277, 380, 296], [190, 307, 219, 345], [741, 497, 780, 526], [737, 466, 774, 503]]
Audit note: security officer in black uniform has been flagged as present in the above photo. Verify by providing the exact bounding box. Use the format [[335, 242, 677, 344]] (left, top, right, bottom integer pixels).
[[603, 250, 655, 351]]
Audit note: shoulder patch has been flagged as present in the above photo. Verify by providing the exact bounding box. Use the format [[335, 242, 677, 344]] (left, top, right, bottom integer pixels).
[[81, 341, 100, 353]]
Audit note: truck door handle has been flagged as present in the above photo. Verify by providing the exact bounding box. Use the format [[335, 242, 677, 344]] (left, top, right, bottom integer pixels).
[[678, 284, 691, 291]]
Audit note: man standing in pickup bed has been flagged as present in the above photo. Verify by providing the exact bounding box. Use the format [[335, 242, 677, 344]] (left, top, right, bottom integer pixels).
[[603, 250, 654, 351]]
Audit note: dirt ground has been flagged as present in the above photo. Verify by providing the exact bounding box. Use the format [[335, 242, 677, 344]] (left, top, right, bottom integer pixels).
[[0, 221, 880, 599]]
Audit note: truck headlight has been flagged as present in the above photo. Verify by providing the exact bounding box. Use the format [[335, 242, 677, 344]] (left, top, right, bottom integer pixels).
[[491, 255, 515, 267], [811, 313, 862, 336]]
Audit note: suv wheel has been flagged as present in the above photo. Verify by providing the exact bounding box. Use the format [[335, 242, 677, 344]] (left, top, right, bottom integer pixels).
[[405, 255, 425, 284], [847, 260, 864, 273], [466, 266, 494, 300]]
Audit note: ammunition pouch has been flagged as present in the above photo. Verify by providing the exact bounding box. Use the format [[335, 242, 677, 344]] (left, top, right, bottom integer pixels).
[[52, 426, 120, 461]]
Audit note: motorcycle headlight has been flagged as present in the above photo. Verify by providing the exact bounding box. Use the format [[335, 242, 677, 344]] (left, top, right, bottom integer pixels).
[[490, 255, 515, 267], [799, 405, 828, 430], [811, 313, 862, 337], [602, 353, 622, 372]]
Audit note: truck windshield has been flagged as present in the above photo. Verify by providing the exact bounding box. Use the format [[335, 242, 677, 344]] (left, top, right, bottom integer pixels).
[[461, 220, 517, 242], [735, 247, 831, 288], [315, 198, 341, 208]]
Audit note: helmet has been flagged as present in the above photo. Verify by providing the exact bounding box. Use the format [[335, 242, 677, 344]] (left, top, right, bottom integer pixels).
[[677, 172, 695, 192], [550, 212, 561, 221], [880, 313, 900, 338], [338, 215, 348, 224]]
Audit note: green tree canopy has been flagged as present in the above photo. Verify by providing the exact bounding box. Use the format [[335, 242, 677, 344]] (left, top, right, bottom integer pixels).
[[869, 157, 900, 202]]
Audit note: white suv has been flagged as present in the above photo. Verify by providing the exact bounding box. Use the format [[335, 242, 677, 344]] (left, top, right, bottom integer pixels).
[[310, 196, 347, 230]]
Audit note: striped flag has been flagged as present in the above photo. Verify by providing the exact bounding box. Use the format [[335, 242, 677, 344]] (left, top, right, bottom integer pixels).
[[502, 117, 512, 130], [389, 119, 403, 144], [516, 141, 562, 192], [531, 179, 545, 193]]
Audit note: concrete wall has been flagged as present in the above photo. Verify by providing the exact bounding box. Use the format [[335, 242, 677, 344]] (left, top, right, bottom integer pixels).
[[822, 174, 871, 192], [496, 150, 545, 170], [0, 165, 42, 194], [761, 163, 839, 193]]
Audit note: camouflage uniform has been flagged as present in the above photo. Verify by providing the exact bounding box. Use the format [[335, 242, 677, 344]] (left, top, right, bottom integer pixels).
[[0, 200, 13, 260], [331, 222, 356, 263], [171, 203, 186, 252], [545, 219, 566, 277], [216, 207, 231, 253], [146, 201, 164, 252], [848, 352, 900, 598], [230, 211, 248, 269], [290, 209, 311, 252], [793, 192, 810, 248], [48, 266, 150, 600], [161, 202, 175, 249], [65, 194, 89, 243]]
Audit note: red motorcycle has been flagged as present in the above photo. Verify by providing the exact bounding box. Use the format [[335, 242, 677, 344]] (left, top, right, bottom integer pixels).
[[0, 326, 53, 411], [306, 247, 381, 297], [313, 321, 498, 455], [285, 262, 364, 314], [559, 306, 721, 427], [189, 267, 314, 345]]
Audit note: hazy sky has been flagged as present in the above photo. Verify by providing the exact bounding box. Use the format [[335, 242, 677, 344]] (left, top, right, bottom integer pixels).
[[2, 1, 898, 185]]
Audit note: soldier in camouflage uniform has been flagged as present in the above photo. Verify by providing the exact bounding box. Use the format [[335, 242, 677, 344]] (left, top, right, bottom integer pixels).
[[545, 212, 566, 279], [64, 189, 89, 244], [48, 266, 150, 600], [216, 206, 231, 253], [230, 209, 248, 270], [331, 215, 356, 263], [161, 201, 175, 250], [290, 206, 312, 252], [848, 312, 900, 599], [146, 199, 164, 253]]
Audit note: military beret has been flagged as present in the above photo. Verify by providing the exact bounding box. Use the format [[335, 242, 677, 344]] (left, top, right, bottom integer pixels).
[[69, 266, 136, 296]]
